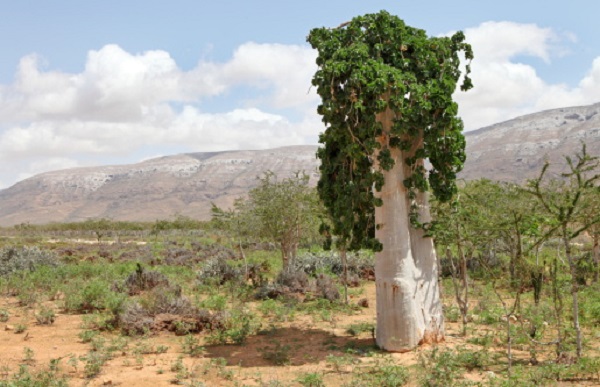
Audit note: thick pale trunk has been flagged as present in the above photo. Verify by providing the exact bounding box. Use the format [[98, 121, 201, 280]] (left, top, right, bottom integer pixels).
[[374, 108, 444, 352]]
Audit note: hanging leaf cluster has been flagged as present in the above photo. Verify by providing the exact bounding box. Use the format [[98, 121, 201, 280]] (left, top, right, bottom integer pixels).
[[307, 11, 473, 251]]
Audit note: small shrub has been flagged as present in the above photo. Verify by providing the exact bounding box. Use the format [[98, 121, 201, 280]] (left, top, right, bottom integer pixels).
[[444, 305, 461, 323], [115, 302, 154, 335], [23, 347, 35, 364], [116, 297, 226, 336], [258, 299, 294, 322], [79, 330, 98, 343], [113, 263, 171, 295], [181, 334, 204, 357], [351, 359, 408, 386], [260, 340, 292, 365], [132, 339, 157, 355], [296, 372, 325, 387], [138, 285, 191, 315], [293, 251, 375, 280], [326, 353, 357, 373], [80, 311, 118, 331], [198, 357, 231, 380], [0, 308, 9, 322], [467, 334, 493, 347], [199, 294, 227, 311], [246, 261, 271, 287], [35, 306, 57, 325], [346, 322, 375, 337], [106, 336, 129, 353], [63, 279, 119, 313], [580, 283, 600, 326], [172, 320, 194, 335], [81, 351, 109, 378], [206, 308, 259, 345], [254, 268, 311, 300], [0, 246, 60, 277], [277, 268, 310, 292], [418, 347, 462, 386], [170, 356, 190, 383], [3, 363, 69, 386], [197, 257, 242, 286], [17, 287, 39, 307], [315, 274, 340, 301], [454, 346, 490, 371], [14, 323, 28, 334]]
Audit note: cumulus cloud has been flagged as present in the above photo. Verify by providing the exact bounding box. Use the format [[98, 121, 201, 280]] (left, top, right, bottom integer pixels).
[[1, 24, 599, 189], [218, 42, 318, 109], [454, 21, 600, 130], [0, 42, 320, 188], [16, 157, 81, 182]]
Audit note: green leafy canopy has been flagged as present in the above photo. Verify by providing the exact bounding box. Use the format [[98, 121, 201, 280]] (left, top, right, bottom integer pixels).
[[308, 10, 473, 251]]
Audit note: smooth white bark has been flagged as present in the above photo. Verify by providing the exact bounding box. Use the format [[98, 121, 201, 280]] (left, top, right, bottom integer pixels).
[[374, 108, 444, 352]]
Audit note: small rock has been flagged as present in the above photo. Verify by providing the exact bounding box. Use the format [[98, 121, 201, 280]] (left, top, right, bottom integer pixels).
[[5, 324, 14, 331], [357, 298, 369, 308], [102, 379, 112, 385]]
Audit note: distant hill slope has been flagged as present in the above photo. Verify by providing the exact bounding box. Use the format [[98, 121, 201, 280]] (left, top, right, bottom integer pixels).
[[0, 103, 599, 226], [0, 146, 320, 226], [460, 102, 600, 182]]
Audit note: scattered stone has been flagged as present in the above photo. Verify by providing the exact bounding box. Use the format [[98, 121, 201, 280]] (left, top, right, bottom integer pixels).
[[4, 324, 14, 331], [357, 298, 369, 308], [500, 314, 518, 322]]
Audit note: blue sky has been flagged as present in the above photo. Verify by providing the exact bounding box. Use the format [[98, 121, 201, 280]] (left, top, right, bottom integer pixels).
[[0, 1, 598, 189]]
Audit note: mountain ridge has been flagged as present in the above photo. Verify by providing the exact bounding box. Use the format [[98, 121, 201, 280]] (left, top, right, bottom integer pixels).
[[1, 102, 599, 226]]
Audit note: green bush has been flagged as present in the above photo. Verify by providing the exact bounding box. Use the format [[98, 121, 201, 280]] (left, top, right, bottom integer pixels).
[[62, 279, 124, 313], [197, 257, 242, 286], [296, 372, 325, 386], [418, 347, 462, 386], [0, 246, 60, 277], [580, 283, 600, 326], [260, 340, 292, 365], [113, 264, 171, 295], [0, 308, 9, 322], [2, 363, 69, 386], [293, 250, 374, 280], [35, 306, 56, 325], [206, 308, 259, 345], [351, 359, 409, 386]]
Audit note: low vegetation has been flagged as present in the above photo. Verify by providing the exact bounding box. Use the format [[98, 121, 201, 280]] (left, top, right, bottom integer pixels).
[[0, 146, 598, 385]]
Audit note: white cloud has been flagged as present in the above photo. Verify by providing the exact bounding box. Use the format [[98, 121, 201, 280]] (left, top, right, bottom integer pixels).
[[16, 157, 80, 182], [579, 57, 600, 97], [0, 42, 320, 188], [1, 26, 599, 189], [219, 42, 318, 109], [454, 21, 600, 130], [0, 42, 318, 123], [465, 21, 558, 63]]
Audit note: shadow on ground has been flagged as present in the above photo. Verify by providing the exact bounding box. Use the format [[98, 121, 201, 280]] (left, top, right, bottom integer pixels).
[[203, 326, 376, 367]]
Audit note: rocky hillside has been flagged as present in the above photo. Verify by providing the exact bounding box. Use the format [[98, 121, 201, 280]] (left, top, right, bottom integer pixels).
[[0, 146, 320, 226], [0, 102, 598, 226], [460, 102, 600, 182]]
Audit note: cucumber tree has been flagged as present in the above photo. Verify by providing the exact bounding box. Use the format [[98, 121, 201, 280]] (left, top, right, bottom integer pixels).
[[308, 11, 473, 351]]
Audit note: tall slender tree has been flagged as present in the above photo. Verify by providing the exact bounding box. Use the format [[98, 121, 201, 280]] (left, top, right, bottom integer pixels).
[[308, 11, 473, 351], [525, 144, 600, 359], [213, 172, 322, 271]]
